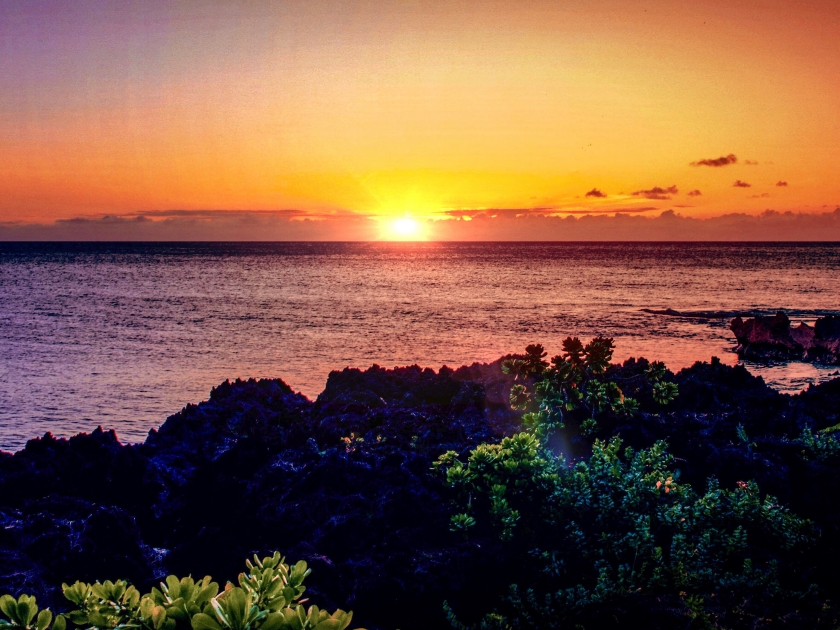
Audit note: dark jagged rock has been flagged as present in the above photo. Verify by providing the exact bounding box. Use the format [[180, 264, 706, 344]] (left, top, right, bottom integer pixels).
[[1, 359, 840, 628], [731, 310, 840, 363], [642, 307, 762, 319]]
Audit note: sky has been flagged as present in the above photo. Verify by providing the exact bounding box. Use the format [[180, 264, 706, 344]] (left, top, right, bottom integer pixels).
[[1, 0, 839, 240]]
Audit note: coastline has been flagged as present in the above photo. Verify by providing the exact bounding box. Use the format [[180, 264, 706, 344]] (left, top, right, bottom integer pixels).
[[1, 355, 839, 628]]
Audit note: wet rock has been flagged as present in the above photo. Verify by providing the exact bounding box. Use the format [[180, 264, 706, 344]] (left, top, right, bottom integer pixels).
[[811, 315, 840, 362], [731, 311, 840, 364]]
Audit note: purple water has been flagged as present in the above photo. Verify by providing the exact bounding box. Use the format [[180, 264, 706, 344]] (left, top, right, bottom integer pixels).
[[1, 242, 838, 452]]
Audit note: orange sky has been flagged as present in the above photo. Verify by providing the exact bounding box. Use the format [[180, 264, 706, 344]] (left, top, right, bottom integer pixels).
[[1, 0, 839, 239]]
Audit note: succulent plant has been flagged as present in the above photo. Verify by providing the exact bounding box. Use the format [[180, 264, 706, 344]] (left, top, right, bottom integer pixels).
[[0, 595, 65, 630], [1, 554, 360, 630]]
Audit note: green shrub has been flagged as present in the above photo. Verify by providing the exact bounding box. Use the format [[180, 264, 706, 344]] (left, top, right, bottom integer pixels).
[[796, 426, 840, 461], [2, 553, 361, 630], [501, 338, 675, 439], [438, 435, 820, 628], [0, 595, 65, 630], [438, 341, 824, 628]]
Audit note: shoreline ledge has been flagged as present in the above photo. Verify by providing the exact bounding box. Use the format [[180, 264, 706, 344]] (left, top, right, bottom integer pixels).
[[0, 357, 839, 628], [731, 311, 840, 364]]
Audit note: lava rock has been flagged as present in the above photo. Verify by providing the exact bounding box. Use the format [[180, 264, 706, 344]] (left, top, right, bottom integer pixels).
[[731, 311, 840, 363], [1, 359, 840, 629]]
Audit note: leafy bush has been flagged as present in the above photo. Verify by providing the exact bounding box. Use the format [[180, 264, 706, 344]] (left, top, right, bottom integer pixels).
[[438, 341, 826, 628], [438, 435, 821, 628], [796, 426, 840, 461], [1, 554, 361, 630], [501, 338, 676, 439], [0, 595, 65, 630]]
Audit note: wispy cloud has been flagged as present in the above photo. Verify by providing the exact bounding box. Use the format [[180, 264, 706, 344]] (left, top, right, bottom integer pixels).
[[128, 208, 368, 219], [556, 207, 659, 215], [749, 193, 771, 198], [632, 185, 678, 200], [776, 181, 788, 187], [733, 180, 751, 188], [431, 208, 840, 241], [744, 160, 759, 165], [585, 188, 607, 198], [443, 206, 658, 218], [5, 210, 377, 241], [687, 189, 702, 197], [691, 153, 737, 167], [4, 209, 840, 242]]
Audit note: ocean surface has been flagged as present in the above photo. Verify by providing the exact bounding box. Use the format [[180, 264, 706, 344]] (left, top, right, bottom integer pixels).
[[1, 242, 839, 452]]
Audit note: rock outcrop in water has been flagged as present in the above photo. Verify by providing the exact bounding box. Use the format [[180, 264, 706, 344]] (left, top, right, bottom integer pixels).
[[1, 358, 840, 628], [731, 311, 840, 363]]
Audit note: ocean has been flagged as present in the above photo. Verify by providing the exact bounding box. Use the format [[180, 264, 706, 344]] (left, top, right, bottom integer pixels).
[[1, 242, 838, 452]]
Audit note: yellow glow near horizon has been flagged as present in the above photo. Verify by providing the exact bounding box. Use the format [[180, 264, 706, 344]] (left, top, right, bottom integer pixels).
[[2, 1, 840, 228], [383, 217, 425, 241]]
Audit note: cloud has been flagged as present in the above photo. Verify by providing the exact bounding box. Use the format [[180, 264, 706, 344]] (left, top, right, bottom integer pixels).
[[733, 180, 751, 188], [632, 185, 678, 200], [776, 181, 788, 187], [444, 206, 659, 218], [431, 208, 840, 241], [687, 189, 702, 197], [557, 207, 659, 215], [4, 209, 840, 242], [585, 188, 607, 198], [691, 153, 737, 167], [0, 210, 377, 241], [126, 208, 363, 219], [749, 193, 771, 198], [744, 160, 759, 165]]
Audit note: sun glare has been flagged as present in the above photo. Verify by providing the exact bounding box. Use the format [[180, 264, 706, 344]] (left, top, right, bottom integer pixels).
[[394, 218, 417, 235], [385, 216, 425, 240]]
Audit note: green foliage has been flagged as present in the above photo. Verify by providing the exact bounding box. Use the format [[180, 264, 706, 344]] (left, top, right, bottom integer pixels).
[[501, 339, 677, 439], [438, 435, 819, 627], [436, 432, 551, 541], [450, 513, 477, 536], [452, 342, 823, 624], [2, 554, 360, 630], [796, 426, 840, 461], [0, 595, 65, 630], [578, 418, 597, 437]]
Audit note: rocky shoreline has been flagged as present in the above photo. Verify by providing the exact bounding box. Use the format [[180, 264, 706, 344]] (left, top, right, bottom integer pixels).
[[1, 357, 840, 628], [731, 311, 840, 364]]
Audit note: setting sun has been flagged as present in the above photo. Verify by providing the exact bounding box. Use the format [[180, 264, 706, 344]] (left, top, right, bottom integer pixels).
[[385, 216, 426, 240]]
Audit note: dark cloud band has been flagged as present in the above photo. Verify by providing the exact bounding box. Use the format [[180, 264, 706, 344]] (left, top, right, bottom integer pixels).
[[691, 154, 738, 167], [632, 185, 678, 200]]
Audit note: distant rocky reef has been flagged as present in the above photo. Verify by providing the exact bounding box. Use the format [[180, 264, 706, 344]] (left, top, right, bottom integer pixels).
[[731, 311, 840, 364]]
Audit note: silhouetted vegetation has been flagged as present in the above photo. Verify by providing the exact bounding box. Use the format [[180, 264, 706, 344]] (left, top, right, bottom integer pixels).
[[2, 345, 840, 628]]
